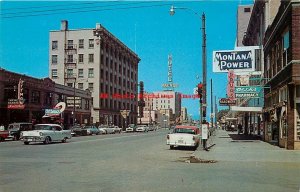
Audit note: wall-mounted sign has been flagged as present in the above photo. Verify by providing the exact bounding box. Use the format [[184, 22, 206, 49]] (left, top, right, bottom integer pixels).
[[235, 86, 262, 98], [235, 86, 261, 93], [7, 99, 25, 109], [45, 109, 61, 116], [213, 49, 255, 73], [227, 70, 235, 100], [219, 98, 236, 106]]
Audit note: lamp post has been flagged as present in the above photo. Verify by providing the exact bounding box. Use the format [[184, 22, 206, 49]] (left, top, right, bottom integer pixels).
[[170, 5, 207, 148]]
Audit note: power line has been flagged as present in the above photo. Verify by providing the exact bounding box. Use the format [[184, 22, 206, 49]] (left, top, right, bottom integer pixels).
[[1, 2, 179, 19]]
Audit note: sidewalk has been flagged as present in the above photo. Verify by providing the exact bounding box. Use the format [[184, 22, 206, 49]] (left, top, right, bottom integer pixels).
[[194, 129, 300, 163]]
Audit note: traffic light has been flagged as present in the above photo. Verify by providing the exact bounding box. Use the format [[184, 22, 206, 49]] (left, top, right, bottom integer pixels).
[[139, 81, 144, 100], [197, 83, 203, 103]]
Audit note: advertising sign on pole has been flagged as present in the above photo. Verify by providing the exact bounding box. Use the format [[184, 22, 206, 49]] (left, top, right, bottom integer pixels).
[[227, 70, 235, 100]]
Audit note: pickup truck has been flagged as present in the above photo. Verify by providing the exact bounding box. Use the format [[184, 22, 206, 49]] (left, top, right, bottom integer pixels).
[[21, 124, 71, 145], [166, 125, 201, 150]]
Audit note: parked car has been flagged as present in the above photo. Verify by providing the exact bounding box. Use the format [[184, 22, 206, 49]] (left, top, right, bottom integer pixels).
[[126, 124, 136, 132], [20, 124, 71, 145], [70, 125, 83, 136], [166, 125, 200, 150], [7, 122, 33, 140], [0, 125, 9, 142], [104, 126, 115, 134], [136, 125, 149, 132], [113, 126, 122, 133], [148, 125, 156, 131], [98, 126, 107, 134], [82, 125, 100, 135]]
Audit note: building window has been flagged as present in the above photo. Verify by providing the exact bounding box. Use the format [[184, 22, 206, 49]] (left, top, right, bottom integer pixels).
[[79, 39, 84, 49], [52, 41, 58, 50], [51, 69, 58, 78], [88, 68, 94, 78], [51, 55, 58, 64], [89, 39, 94, 48], [67, 55, 73, 63], [31, 91, 40, 104], [89, 54, 94, 63], [67, 40, 73, 49], [244, 7, 251, 12], [78, 54, 84, 63], [88, 83, 94, 92], [67, 83, 73, 87], [78, 69, 84, 78], [78, 83, 84, 90], [67, 69, 73, 78], [283, 31, 290, 50]]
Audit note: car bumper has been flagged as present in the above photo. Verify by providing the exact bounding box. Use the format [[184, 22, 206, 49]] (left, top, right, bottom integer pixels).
[[22, 136, 45, 142]]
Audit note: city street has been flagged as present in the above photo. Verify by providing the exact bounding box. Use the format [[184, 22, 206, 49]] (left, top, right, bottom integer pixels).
[[1, 129, 299, 192]]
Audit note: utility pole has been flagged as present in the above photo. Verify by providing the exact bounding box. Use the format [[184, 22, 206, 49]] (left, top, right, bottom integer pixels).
[[210, 78, 213, 129], [202, 13, 207, 123]]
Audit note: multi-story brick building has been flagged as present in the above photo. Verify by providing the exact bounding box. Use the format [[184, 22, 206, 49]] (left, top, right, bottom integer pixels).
[[263, 0, 300, 149], [49, 21, 140, 127]]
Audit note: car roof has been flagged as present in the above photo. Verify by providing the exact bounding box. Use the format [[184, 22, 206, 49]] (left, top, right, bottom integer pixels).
[[35, 124, 61, 126], [175, 125, 198, 130]]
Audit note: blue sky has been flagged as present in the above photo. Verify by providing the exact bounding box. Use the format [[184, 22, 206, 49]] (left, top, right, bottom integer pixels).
[[0, 0, 253, 120]]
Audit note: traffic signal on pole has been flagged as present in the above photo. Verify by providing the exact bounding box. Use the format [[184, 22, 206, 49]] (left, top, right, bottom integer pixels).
[[139, 81, 145, 118], [197, 83, 203, 102]]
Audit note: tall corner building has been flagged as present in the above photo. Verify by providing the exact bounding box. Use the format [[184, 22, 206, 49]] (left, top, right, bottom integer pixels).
[[49, 21, 140, 127]]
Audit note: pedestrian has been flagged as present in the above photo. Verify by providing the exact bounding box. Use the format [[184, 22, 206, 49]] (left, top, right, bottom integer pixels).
[[238, 124, 242, 134], [250, 124, 254, 135]]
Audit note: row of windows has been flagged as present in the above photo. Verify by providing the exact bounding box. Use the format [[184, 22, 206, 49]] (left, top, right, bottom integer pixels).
[[100, 99, 137, 112], [51, 54, 94, 64], [66, 82, 94, 92], [52, 39, 95, 50]]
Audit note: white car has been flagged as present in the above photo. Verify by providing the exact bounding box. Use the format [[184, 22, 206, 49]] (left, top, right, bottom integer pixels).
[[126, 124, 136, 132], [113, 126, 122, 133], [166, 125, 200, 150], [21, 124, 71, 145], [136, 125, 149, 132]]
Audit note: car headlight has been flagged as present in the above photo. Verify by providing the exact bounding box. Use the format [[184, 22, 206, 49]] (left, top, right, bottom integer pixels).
[[39, 132, 43, 136], [20, 132, 23, 137]]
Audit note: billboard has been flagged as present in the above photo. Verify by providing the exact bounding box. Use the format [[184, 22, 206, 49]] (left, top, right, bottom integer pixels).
[[213, 48, 255, 73]]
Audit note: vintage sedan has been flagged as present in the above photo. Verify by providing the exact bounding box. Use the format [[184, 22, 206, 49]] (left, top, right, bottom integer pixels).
[[166, 125, 200, 150], [136, 125, 149, 132], [82, 125, 100, 135], [21, 124, 71, 145]]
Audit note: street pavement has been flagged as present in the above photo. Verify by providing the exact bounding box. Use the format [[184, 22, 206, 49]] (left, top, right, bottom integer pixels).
[[194, 129, 300, 192], [0, 129, 299, 192]]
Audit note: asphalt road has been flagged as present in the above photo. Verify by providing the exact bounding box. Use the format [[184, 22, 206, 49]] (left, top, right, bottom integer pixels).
[[0, 130, 198, 192], [1, 129, 299, 192]]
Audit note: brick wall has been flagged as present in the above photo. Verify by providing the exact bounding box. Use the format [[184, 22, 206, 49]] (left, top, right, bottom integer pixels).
[[292, 6, 300, 60]]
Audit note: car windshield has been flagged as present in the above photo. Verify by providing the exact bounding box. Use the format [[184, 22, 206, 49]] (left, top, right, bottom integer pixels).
[[34, 125, 52, 130], [174, 128, 195, 134]]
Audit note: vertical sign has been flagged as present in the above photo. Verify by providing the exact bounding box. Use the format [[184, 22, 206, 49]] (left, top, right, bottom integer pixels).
[[202, 124, 208, 140], [227, 70, 235, 100]]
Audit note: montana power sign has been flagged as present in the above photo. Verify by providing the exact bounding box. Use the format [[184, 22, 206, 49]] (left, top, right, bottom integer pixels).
[[213, 47, 257, 73]]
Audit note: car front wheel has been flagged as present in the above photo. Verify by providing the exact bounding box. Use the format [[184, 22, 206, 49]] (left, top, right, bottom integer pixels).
[[24, 141, 29, 145], [43, 136, 51, 144]]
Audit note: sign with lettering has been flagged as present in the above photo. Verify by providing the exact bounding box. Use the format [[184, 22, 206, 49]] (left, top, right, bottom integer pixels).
[[235, 86, 261, 94], [45, 109, 61, 116], [227, 70, 235, 100], [213, 49, 255, 72], [235, 93, 260, 98], [219, 98, 236, 106]]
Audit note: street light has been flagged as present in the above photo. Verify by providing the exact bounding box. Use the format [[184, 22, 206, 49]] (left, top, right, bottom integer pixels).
[[169, 5, 207, 124], [170, 5, 207, 148]]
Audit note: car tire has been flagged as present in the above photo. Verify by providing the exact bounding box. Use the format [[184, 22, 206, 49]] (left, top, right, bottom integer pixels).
[[24, 141, 29, 145], [62, 137, 67, 143], [43, 136, 51, 144], [170, 145, 174, 150]]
